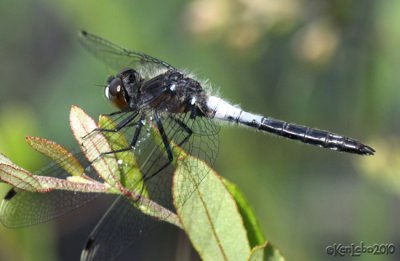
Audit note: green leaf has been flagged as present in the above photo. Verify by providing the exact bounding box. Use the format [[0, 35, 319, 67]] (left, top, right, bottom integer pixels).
[[248, 242, 285, 261], [98, 115, 148, 197], [173, 155, 251, 261], [0, 153, 15, 165], [0, 163, 42, 192], [0, 106, 182, 229], [26, 136, 84, 177], [224, 178, 265, 247], [69, 105, 120, 186], [0, 161, 111, 194], [70, 107, 181, 226]]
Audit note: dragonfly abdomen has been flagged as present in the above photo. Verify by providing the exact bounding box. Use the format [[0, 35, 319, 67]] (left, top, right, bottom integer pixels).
[[258, 118, 375, 155], [206, 96, 374, 155]]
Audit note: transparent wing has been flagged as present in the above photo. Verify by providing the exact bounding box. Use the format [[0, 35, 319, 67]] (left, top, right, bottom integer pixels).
[[0, 151, 101, 228], [0, 190, 100, 228], [80, 111, 220, 261], [0, 108, 220, 260], [80, 196, 158, 261], [79, 31, 176, 78], [0, 111, 139, 228], [138, 112, 219, 208]]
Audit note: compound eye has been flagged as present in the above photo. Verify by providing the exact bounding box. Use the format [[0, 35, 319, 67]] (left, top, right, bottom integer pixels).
[[105, 78, 122, 100], [104, 78, 129, 109]]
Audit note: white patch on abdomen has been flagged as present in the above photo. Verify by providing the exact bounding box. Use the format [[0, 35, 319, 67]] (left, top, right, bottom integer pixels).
[[206, 96, 240, 120], [206, 96, 263, 127]]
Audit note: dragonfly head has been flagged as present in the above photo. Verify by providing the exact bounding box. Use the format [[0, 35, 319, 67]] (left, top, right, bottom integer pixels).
[[105, 68, 143, 110]]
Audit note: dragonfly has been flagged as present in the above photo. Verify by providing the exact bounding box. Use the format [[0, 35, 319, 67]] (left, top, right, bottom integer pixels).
[[0, 31, 375, 261]]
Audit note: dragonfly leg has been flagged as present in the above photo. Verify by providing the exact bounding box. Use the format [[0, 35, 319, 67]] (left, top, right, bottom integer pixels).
[[190, 104, 197, 119], [170, 116, 193, 146], [93, 111, 138, 134], [94, 114, 145, 160], [82, 111, 138, 143], [102, 110, 126, 117], [142, 113, 195, 184], [142, 112, 174, 183], [154, 112, 173, 162]]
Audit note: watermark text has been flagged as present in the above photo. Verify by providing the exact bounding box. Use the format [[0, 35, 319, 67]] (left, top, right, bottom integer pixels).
[[325, 242, 395, 257]]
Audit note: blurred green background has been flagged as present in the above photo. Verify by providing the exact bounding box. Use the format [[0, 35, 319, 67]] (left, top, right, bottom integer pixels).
[[0, 0, 398, 260]]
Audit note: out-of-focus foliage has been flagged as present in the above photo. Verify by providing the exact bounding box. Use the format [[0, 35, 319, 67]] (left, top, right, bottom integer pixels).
[[0, 0, 398, 260]]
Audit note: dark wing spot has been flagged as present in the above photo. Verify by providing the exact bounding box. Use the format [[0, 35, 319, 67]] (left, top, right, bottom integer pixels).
[[84, 236, 95, 250], [4, 188, 17, 201]]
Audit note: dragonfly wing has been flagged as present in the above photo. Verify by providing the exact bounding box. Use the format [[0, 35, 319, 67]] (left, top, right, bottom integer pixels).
[[0, 189, 99, 228], [79, 111, 219, 260], [80, 196, 159, 261], [79, 31, 176, 79], [0, 149, 104, 227]]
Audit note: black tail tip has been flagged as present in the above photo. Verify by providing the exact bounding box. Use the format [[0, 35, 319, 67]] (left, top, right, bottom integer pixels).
[[360, 145, 375, 156]]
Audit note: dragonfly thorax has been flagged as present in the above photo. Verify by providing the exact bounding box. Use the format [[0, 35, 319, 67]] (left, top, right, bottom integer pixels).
[[140, 70, 209, 116]]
